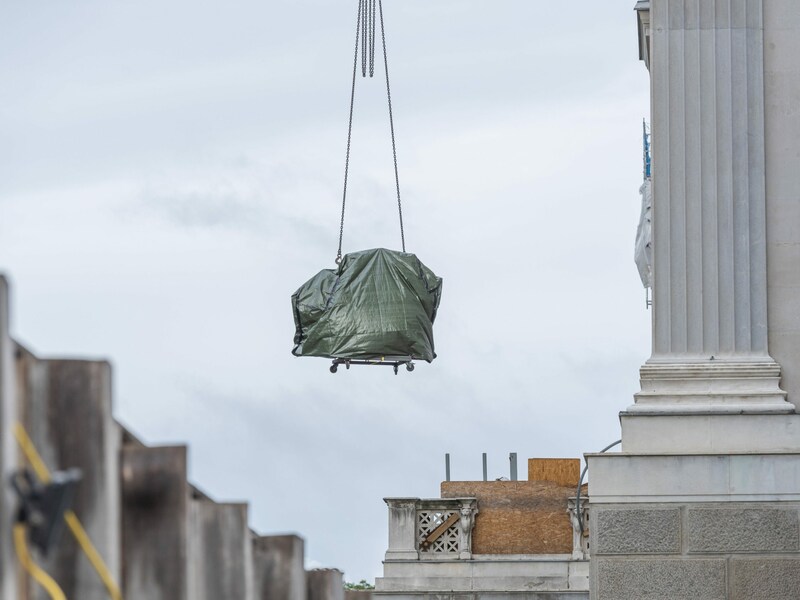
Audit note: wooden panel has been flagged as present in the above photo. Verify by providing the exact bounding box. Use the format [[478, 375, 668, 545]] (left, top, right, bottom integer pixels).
[[528, 458, 580, 487], [441, 480, 580, 555]]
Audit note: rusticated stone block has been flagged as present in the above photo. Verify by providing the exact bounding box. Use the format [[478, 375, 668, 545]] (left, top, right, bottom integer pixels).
[[596, 559, 726, 600], [687, 508, 800, 553], [593, 508, 681, 554], [730, 559, 800, 600]]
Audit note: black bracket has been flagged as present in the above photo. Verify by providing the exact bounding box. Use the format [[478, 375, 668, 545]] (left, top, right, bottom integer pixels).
[[330, 357, 415, 375]]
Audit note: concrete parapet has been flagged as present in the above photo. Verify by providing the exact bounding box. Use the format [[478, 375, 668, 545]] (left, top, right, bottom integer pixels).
[[0, 276, 18, 600], [121, 444, 189, 600], [188, 498, 252, 600], [346, 591, 373, 600], [307, 569, 344, 600], [0, 275, 334, 600], [252, 534, 306, 600], [16, 354, 121, 600]]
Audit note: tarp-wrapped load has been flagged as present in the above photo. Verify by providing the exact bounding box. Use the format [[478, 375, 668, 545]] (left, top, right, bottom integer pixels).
[[292, 248, 442, 362]]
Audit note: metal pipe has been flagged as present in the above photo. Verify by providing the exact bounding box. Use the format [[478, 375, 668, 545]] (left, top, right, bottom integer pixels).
[[482, 453, 487, 481], [576, 440, 622, 536]]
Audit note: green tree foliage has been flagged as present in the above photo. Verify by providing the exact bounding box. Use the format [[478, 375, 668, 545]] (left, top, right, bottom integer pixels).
[[344, 580, 375, 591]]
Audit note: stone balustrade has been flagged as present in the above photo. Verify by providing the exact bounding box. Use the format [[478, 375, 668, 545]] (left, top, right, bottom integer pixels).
[[384, 497, 478, 561]]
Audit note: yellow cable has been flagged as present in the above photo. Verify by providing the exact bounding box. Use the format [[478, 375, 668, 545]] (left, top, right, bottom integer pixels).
[[63, 511, 123, 600], [13, 523, 67, 600], [13, 422, 124, 600], [13, 422, 51, 483]]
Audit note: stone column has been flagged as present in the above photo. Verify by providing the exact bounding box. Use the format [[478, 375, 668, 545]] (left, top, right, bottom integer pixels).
[[383, 498, 418, 560], [631, 0, 790, 417]]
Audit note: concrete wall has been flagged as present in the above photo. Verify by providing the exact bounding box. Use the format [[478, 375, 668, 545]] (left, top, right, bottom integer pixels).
[[15, 353, 121, 600], [187, 499, 253, 600], [0, 274, 342, 600], [765, 0, 800, 409], [252, 534, 306, 600], [122, 445, 189, 600], [346, 591, 373, 600], [307, 569, 344, 600], [0, 276, 18, 600]]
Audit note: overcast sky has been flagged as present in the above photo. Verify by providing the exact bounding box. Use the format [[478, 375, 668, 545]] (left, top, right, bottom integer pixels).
[[0, 0, 650, 581]]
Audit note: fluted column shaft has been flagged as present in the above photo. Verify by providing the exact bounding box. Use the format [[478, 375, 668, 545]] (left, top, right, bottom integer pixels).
[[651, 0, 766, 358], [633, 0, 788, 413]]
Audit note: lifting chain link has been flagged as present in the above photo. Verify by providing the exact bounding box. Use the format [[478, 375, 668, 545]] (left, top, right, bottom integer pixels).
[[337, 0, 405, 265]]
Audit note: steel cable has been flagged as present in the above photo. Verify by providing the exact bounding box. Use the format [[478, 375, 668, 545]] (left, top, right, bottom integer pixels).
[[337, 0, 405, 263]]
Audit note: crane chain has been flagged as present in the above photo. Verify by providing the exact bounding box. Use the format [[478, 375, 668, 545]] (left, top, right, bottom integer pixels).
[[337, 0, 405, 265]]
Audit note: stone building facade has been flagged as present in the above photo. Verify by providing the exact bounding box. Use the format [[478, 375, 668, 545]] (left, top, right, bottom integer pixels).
[[375, 459, 590, 600]]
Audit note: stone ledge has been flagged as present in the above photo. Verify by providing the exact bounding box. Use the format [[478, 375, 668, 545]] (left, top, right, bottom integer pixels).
[[586, 453, 800, 502]]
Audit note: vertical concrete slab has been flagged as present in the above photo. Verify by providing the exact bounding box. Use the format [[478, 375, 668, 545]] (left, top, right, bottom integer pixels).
[[187, 498, 251, 600], [307, 569, 344, 600], [345, 591, 373, 600], [0, 276, 18, 600], [252, 534, 306, 600], [121, 445, 189, 600], [17, 357, 121, 600]]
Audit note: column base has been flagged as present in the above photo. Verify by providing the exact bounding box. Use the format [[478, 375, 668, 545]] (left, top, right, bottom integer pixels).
[[629, 359, 792, 414]]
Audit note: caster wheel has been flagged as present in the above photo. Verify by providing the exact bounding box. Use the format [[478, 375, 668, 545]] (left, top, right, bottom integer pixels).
[[330, 365, 338, 373], [406, 363, 415, 372]]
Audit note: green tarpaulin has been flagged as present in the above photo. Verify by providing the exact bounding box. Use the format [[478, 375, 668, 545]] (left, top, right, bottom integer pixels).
[[292, 248, 442, 362]]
